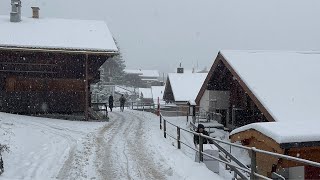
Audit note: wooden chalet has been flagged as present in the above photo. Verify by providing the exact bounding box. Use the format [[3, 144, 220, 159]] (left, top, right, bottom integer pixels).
[[163, 67, 207, 115], [0, 3, 118, 120], [197, 50, 320, 178]]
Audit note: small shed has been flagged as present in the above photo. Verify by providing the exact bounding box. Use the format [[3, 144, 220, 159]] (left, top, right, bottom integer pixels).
[[230, 122, 320, 179]]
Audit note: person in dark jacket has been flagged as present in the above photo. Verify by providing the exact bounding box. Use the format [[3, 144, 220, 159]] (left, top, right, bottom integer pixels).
[[193, 124, 213, 146], [119, 94, 126, 112], [108, 95, 114, 112]]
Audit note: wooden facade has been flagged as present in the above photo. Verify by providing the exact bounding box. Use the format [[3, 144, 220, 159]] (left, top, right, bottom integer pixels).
[[196, 53, 269, 128], [231, 130, 320, 179], [0, 49, 113, 118]]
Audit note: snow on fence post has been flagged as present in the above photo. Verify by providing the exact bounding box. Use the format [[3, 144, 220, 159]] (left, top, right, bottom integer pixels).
[[250, 147, 257, 180], [199, 135, 204, 162], [160, 115, 162, 130], [177, 126, 181, 149], [164, 119, 167, 138]]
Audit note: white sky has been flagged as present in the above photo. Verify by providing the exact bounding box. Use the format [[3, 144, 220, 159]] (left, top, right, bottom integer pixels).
[[1, 0, 320, 73]]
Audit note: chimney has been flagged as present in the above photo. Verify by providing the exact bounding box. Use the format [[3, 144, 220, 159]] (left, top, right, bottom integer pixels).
[[10, 0, 21, 22], [177, 63, 184, 73], [31, 7, 40, 18]]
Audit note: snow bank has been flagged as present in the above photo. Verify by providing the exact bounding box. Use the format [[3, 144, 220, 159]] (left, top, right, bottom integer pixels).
[[0, 112, 105, 179]]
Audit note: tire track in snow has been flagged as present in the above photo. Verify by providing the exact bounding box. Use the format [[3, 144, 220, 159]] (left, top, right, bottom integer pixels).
[[94, 111, 167, 180], [94, 112, 133, 180]]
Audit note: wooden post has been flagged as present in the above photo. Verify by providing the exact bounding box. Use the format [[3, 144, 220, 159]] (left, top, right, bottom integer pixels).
[[160, 115, 162, 129], [85, 54, 89, 121], [250, 147, 257, 180], [132, 102, 133, 109], [187, 103, 190, 123], [164, 119, 166, 138], [105, 104, 108, 117], [177, 126, 181, 149], [199, 134, 203, 162]]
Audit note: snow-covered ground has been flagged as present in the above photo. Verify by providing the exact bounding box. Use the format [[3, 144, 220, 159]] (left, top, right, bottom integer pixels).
[[160, 115, 250, 179], [0, 110, 222, 180]]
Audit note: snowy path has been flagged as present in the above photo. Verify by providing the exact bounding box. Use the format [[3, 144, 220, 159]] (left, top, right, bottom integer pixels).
[[94, 112, 167, 179], [0, 110, 221, 180]]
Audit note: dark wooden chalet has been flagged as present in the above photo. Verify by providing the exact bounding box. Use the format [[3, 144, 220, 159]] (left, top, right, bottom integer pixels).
[[196, 51, 268, 129], [0, 6, 118, 120]]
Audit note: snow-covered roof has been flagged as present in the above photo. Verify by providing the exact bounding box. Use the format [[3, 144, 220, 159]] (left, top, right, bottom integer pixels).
[[138, 88, 152, 99], [125, 69, 160, 78], [151, 86, 165, 103], [221, 50, 320, 123], [0, 16, 117, 52], [230, 121, 320, 144], [168, 73, 207, 102], [115, 86, 135, 96]]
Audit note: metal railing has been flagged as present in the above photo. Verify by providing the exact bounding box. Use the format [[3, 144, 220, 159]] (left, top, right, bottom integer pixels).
[[159, 112, 320, 180]]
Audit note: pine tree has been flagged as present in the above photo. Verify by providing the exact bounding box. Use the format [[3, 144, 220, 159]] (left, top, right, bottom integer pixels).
[[100, 39, 126, 85]]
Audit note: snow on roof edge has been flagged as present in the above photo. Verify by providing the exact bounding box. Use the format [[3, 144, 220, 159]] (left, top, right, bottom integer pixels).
[[219, 50, 277, 121]]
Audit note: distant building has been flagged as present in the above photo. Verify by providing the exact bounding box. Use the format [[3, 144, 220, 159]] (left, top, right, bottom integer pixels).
[[124, 69, 161, 87], [163, 67, 207, 105], [138, 88, 153, 104], [151, 86, 165, 105], [0, 1, 117, 120]]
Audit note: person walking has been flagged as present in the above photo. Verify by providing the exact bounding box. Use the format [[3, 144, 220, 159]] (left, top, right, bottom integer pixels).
[[193, 124, 213, 147], [108, 95, 114, 112], [119, 94, 126, 112]]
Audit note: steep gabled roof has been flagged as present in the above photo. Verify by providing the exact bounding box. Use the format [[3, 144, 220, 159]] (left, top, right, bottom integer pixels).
[[166, 72, 207, 102], [197, 50, 320, 123]]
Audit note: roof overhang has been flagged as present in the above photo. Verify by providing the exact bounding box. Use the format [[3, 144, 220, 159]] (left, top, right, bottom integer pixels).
[[0, 45, 119, 56]]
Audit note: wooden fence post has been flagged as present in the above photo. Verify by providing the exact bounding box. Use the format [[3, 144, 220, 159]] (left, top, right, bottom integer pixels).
[[164, 119, 167, 138], [199, 134, 204, 162], [177, 126, 181, 149], [250, 147, 257, 180], [160, 115, 162, 130]]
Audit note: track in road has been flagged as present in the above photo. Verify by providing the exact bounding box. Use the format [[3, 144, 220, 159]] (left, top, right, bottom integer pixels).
[[94, 111, 167, 180]]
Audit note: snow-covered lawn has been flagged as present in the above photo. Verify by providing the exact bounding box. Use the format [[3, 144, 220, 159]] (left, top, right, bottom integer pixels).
[[0, 110, 221, 180]]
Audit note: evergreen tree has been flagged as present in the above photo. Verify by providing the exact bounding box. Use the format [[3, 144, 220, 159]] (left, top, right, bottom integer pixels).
[[100, 39, 126, 85]]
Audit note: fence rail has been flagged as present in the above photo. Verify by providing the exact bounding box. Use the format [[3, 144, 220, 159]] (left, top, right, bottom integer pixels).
[[159, 112, 320, 180]]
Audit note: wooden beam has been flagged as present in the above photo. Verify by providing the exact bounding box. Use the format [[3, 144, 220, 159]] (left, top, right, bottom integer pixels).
[[85, 54, 89, 121], [0, 46, 118, 56]]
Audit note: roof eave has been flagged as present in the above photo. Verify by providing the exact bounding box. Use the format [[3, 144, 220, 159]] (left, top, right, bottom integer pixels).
[[0, 45, 119, 56], [280, 141, 320, 149]]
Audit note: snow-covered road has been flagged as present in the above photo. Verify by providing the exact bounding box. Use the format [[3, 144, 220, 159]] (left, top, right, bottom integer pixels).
[[0, 110, 221, 180]]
